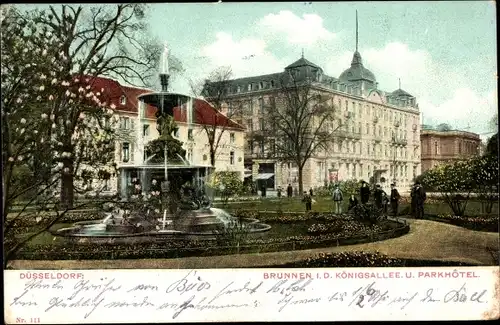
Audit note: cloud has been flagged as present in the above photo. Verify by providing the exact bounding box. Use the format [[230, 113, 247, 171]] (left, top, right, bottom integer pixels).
[[419, 89, 497, 132], [199, 32, 286, 77], [172, 32, 287, 94], [325, 41, 497, 134], [257, 10, 336, 46], [173, 12, 496, 136]]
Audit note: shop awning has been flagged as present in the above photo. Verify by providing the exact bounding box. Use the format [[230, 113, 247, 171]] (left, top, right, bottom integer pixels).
[[255, 173, 275, 180]]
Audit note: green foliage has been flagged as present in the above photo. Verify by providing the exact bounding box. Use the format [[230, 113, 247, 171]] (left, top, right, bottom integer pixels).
[[206, 171, 244, 204], [334, 179, 360, 198], [421, 156, 499, 216], [470, 154, 499, 214], [313, 186, 332, 197], [351, 203, 385, 224], [485, 133, 498, 158]]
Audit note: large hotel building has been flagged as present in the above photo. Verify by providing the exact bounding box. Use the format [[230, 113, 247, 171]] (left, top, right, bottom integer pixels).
[[221, 17, 422, 193]]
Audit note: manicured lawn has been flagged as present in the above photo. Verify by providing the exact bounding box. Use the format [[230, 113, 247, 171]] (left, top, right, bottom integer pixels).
[[15, 223, 72, 247]]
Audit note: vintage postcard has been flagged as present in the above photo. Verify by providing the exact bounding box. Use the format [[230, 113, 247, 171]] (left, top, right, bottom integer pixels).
[[2, 1, 499, 323]]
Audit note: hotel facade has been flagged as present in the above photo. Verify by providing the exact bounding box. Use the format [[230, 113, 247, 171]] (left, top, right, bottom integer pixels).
[[220, 39, 421, 193]]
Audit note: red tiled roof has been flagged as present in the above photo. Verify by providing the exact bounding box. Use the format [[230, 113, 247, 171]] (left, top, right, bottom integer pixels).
[[83, 75, 244, 130], [173, 100, 245, 130]]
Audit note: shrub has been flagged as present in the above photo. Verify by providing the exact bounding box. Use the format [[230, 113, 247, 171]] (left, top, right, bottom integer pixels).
[[351, 203, 385, 224], [313, 187, 332, 197], [206, 171, 244, 205]]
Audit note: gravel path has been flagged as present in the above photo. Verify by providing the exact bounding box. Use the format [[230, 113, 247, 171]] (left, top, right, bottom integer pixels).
[[9, 218, 499, 269]]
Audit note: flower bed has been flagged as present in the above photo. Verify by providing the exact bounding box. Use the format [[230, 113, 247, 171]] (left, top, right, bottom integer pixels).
[[13, 214, 409, 260], [275, 251, 477, 268], [430, 214, 499, 232], [7, 210, 105, 228]]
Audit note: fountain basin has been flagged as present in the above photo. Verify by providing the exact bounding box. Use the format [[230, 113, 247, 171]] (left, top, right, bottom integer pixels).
[[54, 208, 271, 242]]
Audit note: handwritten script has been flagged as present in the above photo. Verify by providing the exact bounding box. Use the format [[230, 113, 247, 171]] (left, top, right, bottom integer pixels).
[[5, 268, 498, 323]]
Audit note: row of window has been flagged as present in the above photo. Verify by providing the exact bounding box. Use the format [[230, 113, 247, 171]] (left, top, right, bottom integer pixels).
[[332, 141, 418, 159], [120, 135, 237, 163], [316, 162, 417, 181], [245, 139, 419, 161], [340, 98, 415, 126], [233, 80, 276, 94]]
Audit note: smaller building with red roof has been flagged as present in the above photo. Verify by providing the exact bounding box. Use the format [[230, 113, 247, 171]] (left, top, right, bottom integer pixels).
[[85, 76, 246, 195]]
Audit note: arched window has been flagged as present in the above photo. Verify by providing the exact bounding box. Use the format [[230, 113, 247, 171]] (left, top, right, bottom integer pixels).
[[434, 141, 439, 155]]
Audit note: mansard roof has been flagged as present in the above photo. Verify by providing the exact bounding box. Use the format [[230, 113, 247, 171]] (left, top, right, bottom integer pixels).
[[285, 57, 322, 70]]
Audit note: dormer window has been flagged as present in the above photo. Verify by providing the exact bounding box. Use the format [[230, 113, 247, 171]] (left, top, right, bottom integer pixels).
[[237, 85, 241, 93], [120, 95, 126, 105], [259, 82, 264, 90], [270, 80, 275, 88], [247, 84, 252, 91]]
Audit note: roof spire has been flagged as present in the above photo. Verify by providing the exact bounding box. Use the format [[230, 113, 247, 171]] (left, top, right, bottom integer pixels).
[[355, 10, 358, 52], [301, 48, 304, 58], [399, 78, 401, 89]]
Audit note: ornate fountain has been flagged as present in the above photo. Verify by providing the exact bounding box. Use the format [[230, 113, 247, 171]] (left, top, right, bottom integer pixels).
[[55, 43, 271, 242]]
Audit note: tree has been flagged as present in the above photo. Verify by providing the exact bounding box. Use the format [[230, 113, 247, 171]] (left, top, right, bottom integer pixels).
[[470, 154, 498, 214], [1, 4, 161, 266], [257, 74, 345, 193], [485, 133, 498, 158], [22, 4, 162, 209], [190, 66, 244, 167], [205, 171, 244, 206], [1, 6, 124, 266], [420, 159, 475, 216]]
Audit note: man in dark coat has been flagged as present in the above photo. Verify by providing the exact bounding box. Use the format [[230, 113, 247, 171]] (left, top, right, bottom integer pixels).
[[413, 182, 427, 219], [390, 183, 401, 216], [410, 183, 416, 217], [373, 184, 385, 210], [302, 191, 312, 211], [360, 181, 371, 204], [287, 184, 293, 198]]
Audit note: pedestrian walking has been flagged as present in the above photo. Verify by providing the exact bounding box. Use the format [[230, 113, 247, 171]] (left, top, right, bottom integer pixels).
[[287, 184, 293, 198], [332, 185, 344, 215], [360, 181, 371, 204], [277, 186, 282, 198], [302, 191, 312, 211], [413, 181, 427, 219], [309, 187, 314, 197], [390, 183, 401, 216]]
